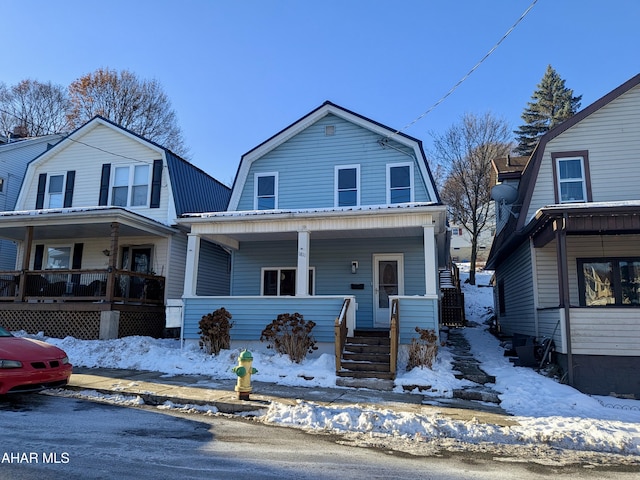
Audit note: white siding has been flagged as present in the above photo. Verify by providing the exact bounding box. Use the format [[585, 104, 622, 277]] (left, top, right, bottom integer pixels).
[[535, 241, 560, 308], [527, 84, 640, 220], [18, 124, 173, 225], [571, 309, 640, 356], [166, 233, 187, 299]]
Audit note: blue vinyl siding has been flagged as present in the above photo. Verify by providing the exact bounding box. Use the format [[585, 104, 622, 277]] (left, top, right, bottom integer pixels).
[[398, 296, 439, 344], [196, 240, 230, 296], [236, 114, 430, 211], [231, 237, 426, 329], [182, 296, 347, 342]]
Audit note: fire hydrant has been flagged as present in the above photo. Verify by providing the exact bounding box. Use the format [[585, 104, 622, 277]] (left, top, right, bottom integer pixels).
[[232, 349, 257, 400]]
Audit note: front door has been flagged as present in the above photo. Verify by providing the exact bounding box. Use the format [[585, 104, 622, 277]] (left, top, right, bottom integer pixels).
[[373, 254, 404, 327], [120, 247, 152, 299]]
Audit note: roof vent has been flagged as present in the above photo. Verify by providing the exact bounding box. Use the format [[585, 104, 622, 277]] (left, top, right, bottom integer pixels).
[[325, 125, 335, 136]]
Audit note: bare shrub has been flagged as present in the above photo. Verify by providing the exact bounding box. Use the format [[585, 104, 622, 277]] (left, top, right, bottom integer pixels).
[[407, 327, 438, 370], [260, 312, 317, 363], [198, 308, 233, 355]]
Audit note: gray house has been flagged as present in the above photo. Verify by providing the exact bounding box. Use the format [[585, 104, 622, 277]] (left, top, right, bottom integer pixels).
[[0, 135, 64, 269], [487, 73, 640, 398]]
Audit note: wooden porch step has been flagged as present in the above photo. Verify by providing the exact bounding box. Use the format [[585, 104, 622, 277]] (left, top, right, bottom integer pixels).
[[336, 370, 395, 380], [344, 344, 391, 355], [346, 336, 390, 346], [339, 360, 391, 373], [343, 352, 390, 363]]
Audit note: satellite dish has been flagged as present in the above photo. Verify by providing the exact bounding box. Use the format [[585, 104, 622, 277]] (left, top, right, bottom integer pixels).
[[490, 184, 518, 204]]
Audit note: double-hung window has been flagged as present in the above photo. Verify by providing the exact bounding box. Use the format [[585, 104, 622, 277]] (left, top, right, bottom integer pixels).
[[552, 152, 590, 203], [255, 173, 277, 210], [387, 163, 413, 204], [261, 267, 314, 296], [112, 164, 150, 207], [578, 258, 640, 306], [47, 174, 65, 208], [335, 165, 360, 207]]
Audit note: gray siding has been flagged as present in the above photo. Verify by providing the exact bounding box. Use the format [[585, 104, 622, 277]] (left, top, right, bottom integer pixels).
[[496, 241, 536, 336], [231, 236, 426, 329], [236, 114, 431, 211], [196, 240, 231, 296]]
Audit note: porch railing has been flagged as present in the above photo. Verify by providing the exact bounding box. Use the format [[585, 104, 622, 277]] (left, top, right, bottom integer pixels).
[[334, 297, 351, 373], [390, 298, 399, 376], [0, 269, 165, 305]]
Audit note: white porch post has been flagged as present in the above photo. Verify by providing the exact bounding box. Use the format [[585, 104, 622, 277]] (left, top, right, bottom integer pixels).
[[184, 233, 201, 296], [296, 230, 310, 296], [423, 224, 437, 296]]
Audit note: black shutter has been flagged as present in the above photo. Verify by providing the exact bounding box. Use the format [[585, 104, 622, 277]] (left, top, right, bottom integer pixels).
[[34, 245, 44, 270], [63, 170, 75, 208], [36, 174, 47, 209], [99, 164, 111, 206], [72, 243, 83, 269], [150, 159, 162, 208]]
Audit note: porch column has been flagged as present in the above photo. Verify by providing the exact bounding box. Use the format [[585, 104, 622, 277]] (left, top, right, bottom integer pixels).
[[105, 222, 119, 302], [555, 215, 573, 386], [184, 233, 201, 296], [18, 226, 34, 302], [296, 230, 310, 296], [423, 224, 437, 296]]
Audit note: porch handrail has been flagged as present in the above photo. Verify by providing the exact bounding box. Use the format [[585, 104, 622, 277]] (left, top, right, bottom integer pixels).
[[334, 297, 351, 373], [390, 298, 399, 375]]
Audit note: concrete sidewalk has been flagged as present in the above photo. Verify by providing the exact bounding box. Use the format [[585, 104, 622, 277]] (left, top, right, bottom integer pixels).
[[64, 367, 517, 427]]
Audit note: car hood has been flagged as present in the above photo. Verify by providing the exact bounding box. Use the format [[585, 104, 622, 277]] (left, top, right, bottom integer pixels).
[[0, 337, 67, 360]]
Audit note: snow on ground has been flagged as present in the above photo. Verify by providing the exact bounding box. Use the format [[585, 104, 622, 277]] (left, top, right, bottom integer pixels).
[[16, 264, 640, 461]]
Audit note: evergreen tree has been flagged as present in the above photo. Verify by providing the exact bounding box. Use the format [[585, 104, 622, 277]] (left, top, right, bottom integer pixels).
[[514, 65, 582, 156]]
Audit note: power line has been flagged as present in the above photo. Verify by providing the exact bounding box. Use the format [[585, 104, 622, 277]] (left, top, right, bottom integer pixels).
[[388, 0, 539, 139]]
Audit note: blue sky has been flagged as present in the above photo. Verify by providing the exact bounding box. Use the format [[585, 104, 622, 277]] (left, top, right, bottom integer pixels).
[[3, 0, 638, 186]]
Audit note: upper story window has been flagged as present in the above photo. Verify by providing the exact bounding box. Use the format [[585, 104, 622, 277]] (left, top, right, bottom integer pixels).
[[112, 164, 150, 207], [335, 165, 360, 207], [254, 172, 278, 210], [387, 163, 414, 204], [47, 174, 65, 208], [578, 257, 640, 306], [552, 151, 591, 203]]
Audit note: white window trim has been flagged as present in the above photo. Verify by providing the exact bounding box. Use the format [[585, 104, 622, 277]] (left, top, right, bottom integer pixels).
[[260, 266, 315, 296], [556, 156, 586, 203], [386, 162, 414, 204], [334, 164, 360, 207], [254, 172, 279, 210], [110, 164, 151, 208], [44, 244, 73, 270], [45, 172, 67, 209]]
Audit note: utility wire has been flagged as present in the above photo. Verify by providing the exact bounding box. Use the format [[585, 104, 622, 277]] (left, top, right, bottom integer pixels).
[[388, 0, 539, 139]]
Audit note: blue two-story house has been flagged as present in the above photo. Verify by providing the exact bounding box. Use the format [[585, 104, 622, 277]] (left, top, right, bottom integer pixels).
[[179, 102, 448, 381]]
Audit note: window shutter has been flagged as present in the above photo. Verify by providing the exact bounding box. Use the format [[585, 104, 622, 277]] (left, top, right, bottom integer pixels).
[[150, 159, 162, 208], [99, 164, 111, 206], [34, 245, 44, 270], [63, 170, 75, 208], [36, 174, 47, 209], [72, 243, 83, 269]]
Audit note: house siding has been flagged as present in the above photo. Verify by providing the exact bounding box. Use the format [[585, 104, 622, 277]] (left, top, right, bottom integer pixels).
[[230, 236, 426, 329], [526, 84, 640, 220], [496, 241, 536, 336], [18, 125, 172, 225], [196, 240, 231, 296], [236, 114, 430, 211], [165, 234, 187, 299]]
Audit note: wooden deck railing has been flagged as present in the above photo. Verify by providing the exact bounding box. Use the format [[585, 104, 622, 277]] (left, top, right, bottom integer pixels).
[[390, 298, 399, 375], [0, 269, 165, 305], [334, 298, 351, 373]]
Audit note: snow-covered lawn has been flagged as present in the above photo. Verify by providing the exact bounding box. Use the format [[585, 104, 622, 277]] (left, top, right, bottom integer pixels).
[[16, 265, 640, 462]]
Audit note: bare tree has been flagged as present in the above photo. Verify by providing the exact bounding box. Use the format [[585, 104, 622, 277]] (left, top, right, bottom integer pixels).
[[432, 112, 512, 284], [67, 68, 187, 156], [0, 79, 71, 137]]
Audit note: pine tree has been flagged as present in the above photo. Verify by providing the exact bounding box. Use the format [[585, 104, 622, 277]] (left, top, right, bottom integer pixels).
[[514, 65, 582, 156]]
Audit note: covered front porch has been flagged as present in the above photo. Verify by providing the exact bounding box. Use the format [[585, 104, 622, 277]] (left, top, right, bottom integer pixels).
[[0, 207, 175, 339]]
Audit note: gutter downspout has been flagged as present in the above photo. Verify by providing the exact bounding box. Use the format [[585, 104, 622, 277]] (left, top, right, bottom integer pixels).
[[555, 214, 573, 386]]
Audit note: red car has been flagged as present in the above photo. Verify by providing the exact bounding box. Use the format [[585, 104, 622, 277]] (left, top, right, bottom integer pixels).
[[0, 326, 72, 394]]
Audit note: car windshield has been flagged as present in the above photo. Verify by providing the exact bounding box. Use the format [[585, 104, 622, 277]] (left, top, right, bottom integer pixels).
[[0, 326, 14, 337]]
